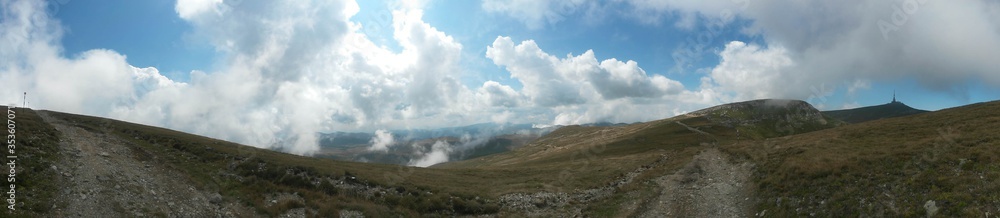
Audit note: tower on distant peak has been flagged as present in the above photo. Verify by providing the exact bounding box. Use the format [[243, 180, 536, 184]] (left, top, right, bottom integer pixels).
[[892, 90, 897, 103]]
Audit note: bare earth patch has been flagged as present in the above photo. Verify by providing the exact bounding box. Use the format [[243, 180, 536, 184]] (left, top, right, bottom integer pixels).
[[39, 111, 241, 217], [641, 148, 753, 218]]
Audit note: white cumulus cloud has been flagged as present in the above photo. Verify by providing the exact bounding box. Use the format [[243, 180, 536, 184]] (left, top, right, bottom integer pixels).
[[702, 41, 794, 101], [477, 81, 522, 107], [655, 0, 1000, 100], [485, 36, 711, 126], [486, 36, 685, 106]]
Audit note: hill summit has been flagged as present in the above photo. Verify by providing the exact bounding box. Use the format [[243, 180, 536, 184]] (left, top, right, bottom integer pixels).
[[688, 99, 841, 139]]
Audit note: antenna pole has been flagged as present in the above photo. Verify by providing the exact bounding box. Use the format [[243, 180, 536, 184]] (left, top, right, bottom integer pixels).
[[22, 92, 26, 109]]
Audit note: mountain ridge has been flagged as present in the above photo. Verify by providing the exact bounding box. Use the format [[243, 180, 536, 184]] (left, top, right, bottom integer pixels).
[[822, 100, 929, 123]]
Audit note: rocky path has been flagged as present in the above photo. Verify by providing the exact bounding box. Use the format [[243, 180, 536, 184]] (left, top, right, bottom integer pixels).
[[38, 112, 234, 217], [641, 148, 753, 218]]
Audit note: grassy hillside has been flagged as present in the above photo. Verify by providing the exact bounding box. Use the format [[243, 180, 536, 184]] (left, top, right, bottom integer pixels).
[[7, 99, 998, 217], [437, 99, 847, 215], [443, 99, 1000, 216], [3, 108, 62, 217], [16, 110, 688, 216], [42, 110, 544, 216], [724, 101, 1000, 216]]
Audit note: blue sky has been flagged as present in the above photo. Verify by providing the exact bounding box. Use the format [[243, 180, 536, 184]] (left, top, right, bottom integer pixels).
[[52, 0, 997, 112], [55, 0, 215, 81], [4, 0, 999, 154]]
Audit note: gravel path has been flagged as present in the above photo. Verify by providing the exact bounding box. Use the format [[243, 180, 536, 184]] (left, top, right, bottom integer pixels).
[[39, 112, 236, 217], [641, 148, 753, 218]]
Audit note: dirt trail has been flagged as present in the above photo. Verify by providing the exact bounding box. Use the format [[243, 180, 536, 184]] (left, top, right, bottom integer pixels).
[[674, 121, 712, 137], [641, 148, 753, 218], [38, 112, 235, 217]]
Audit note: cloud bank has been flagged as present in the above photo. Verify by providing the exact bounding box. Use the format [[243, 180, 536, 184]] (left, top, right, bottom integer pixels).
[[4, 0, 704, 156], [2, 0, 485, 155], [488, 0, 1000, 101]]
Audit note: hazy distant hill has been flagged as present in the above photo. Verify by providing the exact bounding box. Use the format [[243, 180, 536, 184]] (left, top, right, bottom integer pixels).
[[319, 123, 540, 148], [822, 100, 928, 123]]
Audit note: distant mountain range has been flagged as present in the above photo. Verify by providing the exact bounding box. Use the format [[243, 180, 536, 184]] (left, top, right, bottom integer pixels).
[[822, 100, 928, 123], [316, 99, 932, 166], [315, 123, 556, 165], [318, 123, 540, 148]]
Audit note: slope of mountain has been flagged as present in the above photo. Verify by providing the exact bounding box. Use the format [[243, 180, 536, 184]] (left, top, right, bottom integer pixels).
[[822, 100, 929, 123], [726, 100, 999, 216], [439, 99, 837, 168], [6, 99, 998, 217], [439, 99, 1000, 216], [10, 110, 516, 217]]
